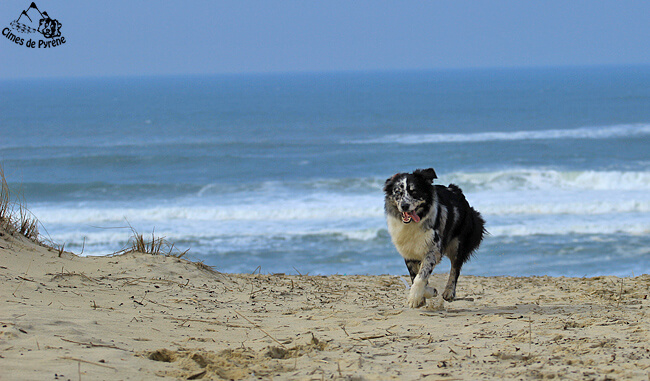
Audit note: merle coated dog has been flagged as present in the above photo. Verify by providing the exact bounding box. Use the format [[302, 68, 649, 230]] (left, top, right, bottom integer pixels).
[[384, 168, 485, 308]]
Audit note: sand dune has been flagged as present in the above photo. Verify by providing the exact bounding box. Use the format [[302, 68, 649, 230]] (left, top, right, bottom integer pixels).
[[1, 229, 649, 380]]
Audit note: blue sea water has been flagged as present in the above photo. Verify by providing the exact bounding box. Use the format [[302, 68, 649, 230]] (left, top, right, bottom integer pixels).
[[1, 66, 650, 277]]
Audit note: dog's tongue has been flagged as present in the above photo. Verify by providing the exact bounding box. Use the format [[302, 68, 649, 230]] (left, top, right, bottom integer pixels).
[[406, 212, 420, 223]]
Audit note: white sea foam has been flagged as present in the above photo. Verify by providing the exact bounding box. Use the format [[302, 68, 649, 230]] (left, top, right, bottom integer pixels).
[[479, 198, 650, 216], [449, 169, 650, 191], [32, 193, 650, 227], [347, 124, 650, 144], [487, 215, 650, 237], [32, 200, 385, 225]]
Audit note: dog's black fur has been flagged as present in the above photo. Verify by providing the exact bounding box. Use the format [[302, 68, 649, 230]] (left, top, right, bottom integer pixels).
[[384, 168, 485, 307]]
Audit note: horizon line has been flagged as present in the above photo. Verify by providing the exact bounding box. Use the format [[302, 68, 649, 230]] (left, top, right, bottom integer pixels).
[[2, 63, 650, 81]]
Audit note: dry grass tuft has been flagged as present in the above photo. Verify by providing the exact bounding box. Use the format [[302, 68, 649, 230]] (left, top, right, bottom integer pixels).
[[0, 167, 9, 224], [0, 164, 40, 241], [194, 260, 218, 274], [130, 229, 166, 255], [117, 225, 190, 258], [18, 202, 39, 239]]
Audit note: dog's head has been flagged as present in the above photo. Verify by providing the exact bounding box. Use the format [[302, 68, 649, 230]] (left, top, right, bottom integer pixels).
[[38, 17, 61, 38], [383, 168, 437, 224]]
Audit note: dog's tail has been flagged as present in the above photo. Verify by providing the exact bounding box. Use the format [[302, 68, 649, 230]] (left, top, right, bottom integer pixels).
[[467, 207, 487, 254]]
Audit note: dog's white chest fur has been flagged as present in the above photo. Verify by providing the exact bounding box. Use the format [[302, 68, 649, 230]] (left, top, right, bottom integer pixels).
[[386, 215, 432, 261]]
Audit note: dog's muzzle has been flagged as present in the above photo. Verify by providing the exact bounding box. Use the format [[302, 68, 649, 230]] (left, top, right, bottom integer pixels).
[[401, 211, 420, 224]]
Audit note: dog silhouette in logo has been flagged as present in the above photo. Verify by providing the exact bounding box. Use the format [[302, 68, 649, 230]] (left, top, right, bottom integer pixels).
[[38, 15, 61, 38]]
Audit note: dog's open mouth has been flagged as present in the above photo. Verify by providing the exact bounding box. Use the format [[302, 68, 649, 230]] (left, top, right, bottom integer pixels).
[[401, 211, 420, 224]]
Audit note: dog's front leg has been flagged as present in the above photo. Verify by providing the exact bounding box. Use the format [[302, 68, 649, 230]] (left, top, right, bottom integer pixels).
[[408, 249, 441, 308]]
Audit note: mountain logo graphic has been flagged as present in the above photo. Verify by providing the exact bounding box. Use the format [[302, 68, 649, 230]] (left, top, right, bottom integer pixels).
[[11, 2, 61, 38], [2, 2, 65, 48]]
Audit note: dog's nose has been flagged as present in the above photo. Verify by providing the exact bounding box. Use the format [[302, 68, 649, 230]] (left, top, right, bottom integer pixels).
[[400, 202, 410, 211]]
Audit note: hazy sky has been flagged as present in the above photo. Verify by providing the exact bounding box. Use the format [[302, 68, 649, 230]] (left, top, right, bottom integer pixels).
[[1, 1, 650, 79]]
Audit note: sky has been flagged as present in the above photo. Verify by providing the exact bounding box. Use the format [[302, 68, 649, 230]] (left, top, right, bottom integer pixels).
[[1, 1, 650, 79]]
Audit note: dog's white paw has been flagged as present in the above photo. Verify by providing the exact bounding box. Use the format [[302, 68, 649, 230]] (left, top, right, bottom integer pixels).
[[408, 293, 426, 308], [408, 278, 429, 308], [442, 287, 456, 302], [408, 286, 437, 308]]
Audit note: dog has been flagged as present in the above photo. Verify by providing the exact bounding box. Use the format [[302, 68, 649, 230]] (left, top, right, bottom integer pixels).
[[384, 168, 485, 308], [38, 17, 61, 39]]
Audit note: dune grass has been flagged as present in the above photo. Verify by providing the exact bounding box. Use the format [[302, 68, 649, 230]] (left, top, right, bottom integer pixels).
[[0, 165, 39, 240], [0, 167, 9, 225], [117, 225, 189, 258]]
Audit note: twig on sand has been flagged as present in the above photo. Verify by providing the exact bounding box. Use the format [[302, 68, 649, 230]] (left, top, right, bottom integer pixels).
[[617, 279, 624, 308], [233, 310, 286, 348], [528, 319, 533, 353], [164, 316, 249, 328], [60, 356, 117, 370], [60, 338, 130, 352], [12, 262, 32, 297]]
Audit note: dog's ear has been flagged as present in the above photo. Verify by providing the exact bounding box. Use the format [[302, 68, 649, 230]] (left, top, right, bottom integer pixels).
[[383, 173, 402, 193], [414, 168, 437, 183]]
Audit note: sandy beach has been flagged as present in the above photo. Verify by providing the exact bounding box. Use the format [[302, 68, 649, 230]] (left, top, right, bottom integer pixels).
[[3, 2, 650, 379], [1, 229, 649, 380]]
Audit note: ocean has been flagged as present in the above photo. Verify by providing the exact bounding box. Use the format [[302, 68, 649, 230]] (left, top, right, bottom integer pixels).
[[1, 66, 649, 277]]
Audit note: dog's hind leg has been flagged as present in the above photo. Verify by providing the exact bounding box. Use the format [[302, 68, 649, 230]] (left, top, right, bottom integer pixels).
[[442, 261, 461, 301], [408, 250, 441, 308], [442, 239, 463, 301]]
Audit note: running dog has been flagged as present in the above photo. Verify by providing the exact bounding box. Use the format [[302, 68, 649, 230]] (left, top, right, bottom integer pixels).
[[384, 168, 485, 308]]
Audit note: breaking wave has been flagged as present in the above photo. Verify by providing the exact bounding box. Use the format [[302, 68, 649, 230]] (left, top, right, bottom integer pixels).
[[347, 124, 650, 144]]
